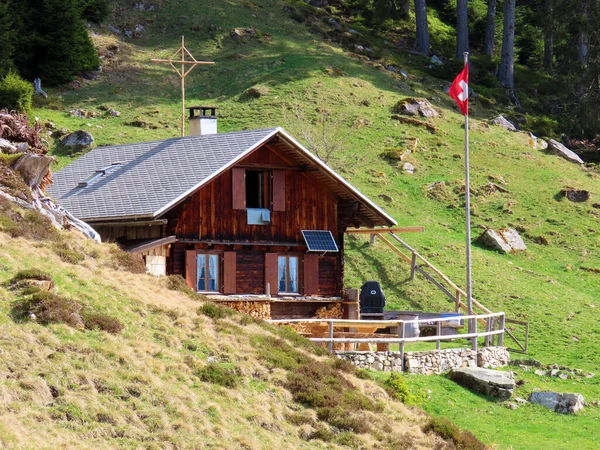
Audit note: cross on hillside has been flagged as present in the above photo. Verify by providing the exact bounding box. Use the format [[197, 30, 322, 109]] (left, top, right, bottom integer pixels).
[[151, 36, 215, 137]]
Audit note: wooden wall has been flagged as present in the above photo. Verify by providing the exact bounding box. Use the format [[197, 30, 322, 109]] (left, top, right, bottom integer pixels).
[[170, 145, 339, 243], [166, 143, 345, 297]]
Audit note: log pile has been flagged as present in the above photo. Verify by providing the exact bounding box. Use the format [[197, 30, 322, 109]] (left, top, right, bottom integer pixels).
[[313, 302, 343, 319], [220, 301, 271, 320]]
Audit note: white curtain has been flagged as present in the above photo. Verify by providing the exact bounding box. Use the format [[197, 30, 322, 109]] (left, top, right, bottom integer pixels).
[[197, 255, 206, 290], [289, 257, 298, 293], [208, 255, 218, 291], [278, 256, 286, 292]]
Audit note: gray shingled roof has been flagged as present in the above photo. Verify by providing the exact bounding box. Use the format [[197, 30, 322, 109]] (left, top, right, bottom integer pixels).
[[48, 128, 278, 221]]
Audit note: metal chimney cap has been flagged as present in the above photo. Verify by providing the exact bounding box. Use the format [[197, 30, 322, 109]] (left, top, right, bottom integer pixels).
[[188, 106, 218, 118]]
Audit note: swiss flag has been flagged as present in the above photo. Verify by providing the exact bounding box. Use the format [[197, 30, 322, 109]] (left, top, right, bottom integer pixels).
[[449, 64, 469, 116]]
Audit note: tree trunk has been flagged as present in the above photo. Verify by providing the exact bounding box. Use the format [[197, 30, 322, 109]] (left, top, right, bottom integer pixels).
[[498, 0, 515, 87], [456, 0, 469, 59], [577, 0, 590, 67], [483, 0, 497, 55], [414, 0, 430, 55], [543, 0, 553, 72], [401, 0, 410, 18]]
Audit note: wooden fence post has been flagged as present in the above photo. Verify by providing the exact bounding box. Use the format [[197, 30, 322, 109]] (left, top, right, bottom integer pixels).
[[328, 321, 334, 353], [400, 321, 405, 372], [410, 252, 417, 280], [472, 318, 478, 351], [498, 314, 505, 347], [436, 321, 442, 350], [485, 316, 492, 347]]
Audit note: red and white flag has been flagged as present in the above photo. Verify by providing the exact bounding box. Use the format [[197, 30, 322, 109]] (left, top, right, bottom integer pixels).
[[449, 64, 469, 116]]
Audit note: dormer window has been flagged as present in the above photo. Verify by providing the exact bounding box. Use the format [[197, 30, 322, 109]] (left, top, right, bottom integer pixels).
[[245, 170, 268, 208], [232, 167, 286, 220]]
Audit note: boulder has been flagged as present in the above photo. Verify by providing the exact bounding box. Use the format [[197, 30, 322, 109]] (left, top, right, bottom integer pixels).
[[449, 367, 515, 401], [477, 228, 527, 253], [561, 189, 589, 202], [12, 153, 55, 188], [60, 130, 95, 153], [430, 55, 443, 66], [548, 140, 584, 165], [393, 98, 439, 118], [402, 162, 415, 174], [528, 392, 584, 414], [0, 138, 17, 154], [491, 115, 517, 131]]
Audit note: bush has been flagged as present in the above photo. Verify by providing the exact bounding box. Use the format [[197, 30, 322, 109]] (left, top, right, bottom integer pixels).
[[0, 71, 32, 113], [109, 247, 146, 273], [253, 335, 308, 370], [8, 268, 53, 285], [165, 275, 197, 298], [384, 373, 416, 405], [198, 303, 234, 320], [83, 311, 124, 334], [55, 247, 86, 264], [196, 362, 241, 388], [423, 417, 486, 450], [17, 291, 84, 328]]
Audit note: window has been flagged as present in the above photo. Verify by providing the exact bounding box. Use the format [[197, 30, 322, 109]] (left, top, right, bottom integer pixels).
[[278, 255, 299, 293], [245, 170, 269, 208], [197, 254, 219, 291]]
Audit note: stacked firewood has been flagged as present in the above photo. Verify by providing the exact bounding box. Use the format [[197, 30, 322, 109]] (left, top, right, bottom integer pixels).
[[313, 303, 343, 319], [220, 301, 271, 320]]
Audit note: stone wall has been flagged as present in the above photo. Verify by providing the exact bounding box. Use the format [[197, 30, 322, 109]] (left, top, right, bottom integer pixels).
[[336, 347, 510, 374]]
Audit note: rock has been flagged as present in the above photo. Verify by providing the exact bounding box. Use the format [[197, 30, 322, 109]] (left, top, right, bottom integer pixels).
[[515, 397, 528, 404], [124, 30, 133, 38], [534, 369, 547, 376], [402, 162, 415, 174], [477, 228, 527, 253], [449, 367, 515, 401], [327, 18, 342, 29], [528, 392, 585, 414], [0, 138, 17, 154], [107, 24, 121, 34], [548, 140, 584, 164], [12, 153, 55, 188], [393, 98, 439, 118], [231, 29, 244, 39], [60, 130, 95, 153], [491, 115, 517, 131], [430, 55, 443, 65], [505, 402, 518, 410], [378, 194, 393, 202], [108, 109, 121, 117]]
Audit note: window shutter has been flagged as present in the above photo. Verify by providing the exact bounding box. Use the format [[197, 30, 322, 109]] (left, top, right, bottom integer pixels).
[[232, 167, 246, 210], [265, 252, 279, 296], [303, 253, 319, 295], [223, 252, 236, 294], [272, 170, 286, 212], [185, 250, 197, 290]]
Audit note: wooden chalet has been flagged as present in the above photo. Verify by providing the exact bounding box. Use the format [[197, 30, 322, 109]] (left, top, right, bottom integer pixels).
[[48, 107, 396, 319]]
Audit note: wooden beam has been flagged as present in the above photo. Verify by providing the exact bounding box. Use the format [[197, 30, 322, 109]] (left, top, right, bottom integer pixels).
[[346, 227, 424, 234], [376, 234, 412, 264]]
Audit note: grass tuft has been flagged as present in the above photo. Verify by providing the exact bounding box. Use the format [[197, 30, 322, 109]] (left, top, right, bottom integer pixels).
[[423, 416, 486, 450], [198, 302, 235, 320], [82, 311, 124, 334], [196, 362, 242, 388]]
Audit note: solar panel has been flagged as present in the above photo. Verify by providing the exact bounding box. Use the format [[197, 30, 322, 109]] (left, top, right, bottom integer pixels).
[[302, 230, 339, 252]]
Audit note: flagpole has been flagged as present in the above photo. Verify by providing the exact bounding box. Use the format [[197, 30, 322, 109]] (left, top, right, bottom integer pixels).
[[462, 51, 475, 350]]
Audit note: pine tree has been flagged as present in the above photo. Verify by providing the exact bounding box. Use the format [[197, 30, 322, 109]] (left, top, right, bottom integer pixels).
[[498, 0, 516, 87], [414, 0, 430, 55]]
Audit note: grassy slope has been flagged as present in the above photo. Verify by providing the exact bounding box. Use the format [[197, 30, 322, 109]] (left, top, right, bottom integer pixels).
[[0, 232, 441, 449], [24, 0, 600, 447]]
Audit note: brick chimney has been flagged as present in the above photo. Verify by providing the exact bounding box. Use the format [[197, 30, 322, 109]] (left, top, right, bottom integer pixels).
[[188, 106, 217, 136]]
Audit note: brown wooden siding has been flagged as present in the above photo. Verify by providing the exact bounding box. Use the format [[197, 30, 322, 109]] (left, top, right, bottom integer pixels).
[[236, 251, 265, 294], [172, 145, 339, 244], [319, 256, 338, 297]]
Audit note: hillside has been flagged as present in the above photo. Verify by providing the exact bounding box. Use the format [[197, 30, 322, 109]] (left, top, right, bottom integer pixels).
[[5, 0, 600, 448], [0, 222, 457, 449]]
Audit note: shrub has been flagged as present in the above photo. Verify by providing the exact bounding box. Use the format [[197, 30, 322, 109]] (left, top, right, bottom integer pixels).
[[83, 311, 124, 334], [196, 362, 242, 388], [306, 423, 334, 442], [384, 373, 416, 405], [109, 247, 146, 273], [0, 71, 33, 113], [8, 269, 53, 284], [423, 417, 486, 450], [17, 291, 84, 328], [165, 275, 197, 298], [330, 357, 357, 374], [198, 303, 234, 320], [55, 247, 86, 264], [270, 325, 329, 356]]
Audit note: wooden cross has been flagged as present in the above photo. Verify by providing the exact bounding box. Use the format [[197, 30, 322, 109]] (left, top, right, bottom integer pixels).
[[151, 36, 215, 137]]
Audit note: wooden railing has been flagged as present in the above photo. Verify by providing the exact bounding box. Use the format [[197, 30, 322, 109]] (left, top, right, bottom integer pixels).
[[269, 312, 505, 354], [346, 228, 529, 353]]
